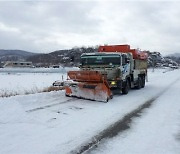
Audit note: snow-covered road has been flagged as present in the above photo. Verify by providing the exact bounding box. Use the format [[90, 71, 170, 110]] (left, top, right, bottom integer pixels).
[[0, 68, 180, 154], [90, 71, 180, 154]]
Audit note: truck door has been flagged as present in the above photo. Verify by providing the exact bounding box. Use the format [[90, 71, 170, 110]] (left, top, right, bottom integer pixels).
[[121, 54, 130, 80]]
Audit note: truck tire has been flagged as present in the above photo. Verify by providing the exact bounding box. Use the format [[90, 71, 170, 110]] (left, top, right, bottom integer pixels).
[[117, 80, 122, 94], [122, 80, 130, 94], [136, 77, 142, 89], [141, 76, 145, 88]]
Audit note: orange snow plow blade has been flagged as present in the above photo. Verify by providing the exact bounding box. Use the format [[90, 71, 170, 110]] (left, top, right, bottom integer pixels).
[[65, 71, 112, 102]]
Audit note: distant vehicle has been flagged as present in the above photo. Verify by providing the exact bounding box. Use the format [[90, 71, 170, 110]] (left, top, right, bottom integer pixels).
[[52, 80, 64, 87], [52, 65, 60, 68], [169, 65, 179, 69]]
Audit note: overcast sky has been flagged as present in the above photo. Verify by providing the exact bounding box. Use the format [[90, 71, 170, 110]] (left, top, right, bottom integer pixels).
[[0, 1, 180, 55]]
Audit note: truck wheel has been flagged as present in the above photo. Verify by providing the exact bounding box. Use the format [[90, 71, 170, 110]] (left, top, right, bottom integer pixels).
[[122, 80, 130, 94], [141, 76, 145, 88], [136, 77, 142, 89]]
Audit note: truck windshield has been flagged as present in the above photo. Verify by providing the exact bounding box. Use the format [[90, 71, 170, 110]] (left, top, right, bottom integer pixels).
[[81, 54, 121, 66]]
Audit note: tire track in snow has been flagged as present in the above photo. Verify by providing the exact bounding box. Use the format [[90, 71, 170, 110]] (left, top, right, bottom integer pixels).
[[26, 98, 77, 113], [71, 77, 180, 154]]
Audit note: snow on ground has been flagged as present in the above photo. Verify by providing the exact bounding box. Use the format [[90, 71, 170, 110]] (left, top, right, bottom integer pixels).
[[0, 67, 75, 73], [0, 68, 180, 153], [0, 67, 78, 96], [91, 70, 180, 154], [0, 73, 64, 96]]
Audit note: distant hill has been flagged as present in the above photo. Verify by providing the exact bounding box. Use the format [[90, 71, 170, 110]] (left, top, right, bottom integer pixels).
[[165, 53, 180, 64], [27, 47, 97, 67], [0, 47, 179, 68], [167, 53, 180, 58], [0, 49, 37, 61]]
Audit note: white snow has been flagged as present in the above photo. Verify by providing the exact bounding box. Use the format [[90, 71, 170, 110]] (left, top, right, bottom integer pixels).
[[0, 68, 179, 153], [0, 73, 64, 96], [0, 67, 78, 96], [91, 69, 180, 154]]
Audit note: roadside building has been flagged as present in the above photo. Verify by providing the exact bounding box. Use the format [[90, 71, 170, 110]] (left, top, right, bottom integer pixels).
[[3, 61, 33, 68]]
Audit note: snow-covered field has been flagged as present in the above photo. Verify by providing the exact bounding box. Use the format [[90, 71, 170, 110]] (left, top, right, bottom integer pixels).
[[0, 67, 77, 96], [0, 68, 180, 153]]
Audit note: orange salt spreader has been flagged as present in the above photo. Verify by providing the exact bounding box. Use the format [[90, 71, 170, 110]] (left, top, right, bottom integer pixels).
[[64, 70, 113, 102]]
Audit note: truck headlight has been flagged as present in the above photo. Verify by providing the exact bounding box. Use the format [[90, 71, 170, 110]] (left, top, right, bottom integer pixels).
[[111, 81, 116, 85]]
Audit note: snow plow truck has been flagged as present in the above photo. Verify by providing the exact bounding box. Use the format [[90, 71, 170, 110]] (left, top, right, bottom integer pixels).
[[65, 44, 148, 102]]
